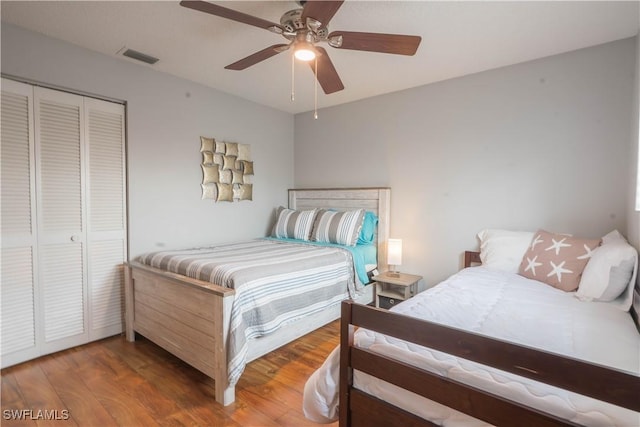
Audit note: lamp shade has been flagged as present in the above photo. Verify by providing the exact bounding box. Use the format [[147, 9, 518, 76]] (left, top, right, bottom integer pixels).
[[387, 239, 403, 267]]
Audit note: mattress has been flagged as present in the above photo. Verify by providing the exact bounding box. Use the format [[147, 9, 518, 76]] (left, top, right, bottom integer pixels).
[[137, 238, 359, 386], [303, 266, 640, 426]]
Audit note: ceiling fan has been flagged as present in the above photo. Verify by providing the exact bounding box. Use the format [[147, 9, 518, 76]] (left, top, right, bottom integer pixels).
[[180, 0, 422, 95]]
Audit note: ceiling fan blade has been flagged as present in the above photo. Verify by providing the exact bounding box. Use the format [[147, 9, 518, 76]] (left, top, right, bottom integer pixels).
[[301, 0, 344, 26], [225, 44, 289, 70], [180, 1, 282, 32], [309, 47, 344, 94], [329, 31, 421, 55]]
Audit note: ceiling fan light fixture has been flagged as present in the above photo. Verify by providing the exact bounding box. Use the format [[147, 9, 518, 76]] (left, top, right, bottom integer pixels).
[[294, 42, 316, 61]]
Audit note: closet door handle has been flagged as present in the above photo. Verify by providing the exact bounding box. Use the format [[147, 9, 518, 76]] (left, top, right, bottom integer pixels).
[[70, 235, 79, 242]]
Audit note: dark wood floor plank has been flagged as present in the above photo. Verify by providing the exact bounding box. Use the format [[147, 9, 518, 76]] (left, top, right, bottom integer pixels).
[[277, 408, 338, 427], [222, 398, 280, 427], [137, 358, 213, 407], [1, 371, 25, 407], [274, 358, 323, 388], [40, 368, 117, 427], [128, 343, 239, 426], [80, 372, 161, 426], [10, 362, 78, 427], [1, 320, 342, 427], [84, 342, 197, 423], [178, 404, 242, 427], [84, 343, 141, 381], [102, 336, 155, 370], [159, 410, 217, 427], [236, 382, 295, 421], [0, 371, 37, 427], [0, 412, 37, 427]]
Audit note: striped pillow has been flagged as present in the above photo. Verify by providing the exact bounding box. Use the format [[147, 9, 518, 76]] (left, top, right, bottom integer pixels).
[[271, 207, 317, 241], [311, 209, 365, 246]]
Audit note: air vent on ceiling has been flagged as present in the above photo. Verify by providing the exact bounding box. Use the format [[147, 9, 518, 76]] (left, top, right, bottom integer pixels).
[[122, 48, 159, 65]]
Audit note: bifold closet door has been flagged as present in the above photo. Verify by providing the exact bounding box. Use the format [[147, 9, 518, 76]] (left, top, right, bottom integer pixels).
[[1, 79, 39, 367], [1, 80, 127, 368], [85, 98, 127, 340], [35, 87, 90, 354]]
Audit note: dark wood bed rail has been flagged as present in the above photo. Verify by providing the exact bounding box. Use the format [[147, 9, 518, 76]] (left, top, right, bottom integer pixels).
[[339, 300, 640, 427], [463, 250, 482, 268]]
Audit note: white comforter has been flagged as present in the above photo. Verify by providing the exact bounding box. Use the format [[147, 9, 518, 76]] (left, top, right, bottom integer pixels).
[[303, 267, 640, 426]]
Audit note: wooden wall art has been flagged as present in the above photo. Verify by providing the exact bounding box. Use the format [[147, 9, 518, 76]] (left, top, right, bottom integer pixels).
[[200, 136, 253, 202]]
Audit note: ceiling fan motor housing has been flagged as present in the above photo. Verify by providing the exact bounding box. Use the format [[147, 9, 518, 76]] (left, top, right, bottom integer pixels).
[[281, 9, 306, 33], [280, 8, 329, 45]]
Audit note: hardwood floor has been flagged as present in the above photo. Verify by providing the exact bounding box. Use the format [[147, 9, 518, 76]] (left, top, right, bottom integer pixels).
[[1, 321, 340, 426]]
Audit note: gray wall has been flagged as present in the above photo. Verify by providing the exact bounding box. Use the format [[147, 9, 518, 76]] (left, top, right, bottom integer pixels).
[[627, 34, 640, 315], [4, 23, 636, 287], [628, 35, 640, 250], [295, 38, 637, 286], [1, 24, 294, 258]]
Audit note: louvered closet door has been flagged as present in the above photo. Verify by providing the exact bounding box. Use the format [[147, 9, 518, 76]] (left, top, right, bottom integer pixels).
[[1, 79, 39, 367], [85, 98, 127, 340], [1, 81, 126, 368], [34, 87, 89, 354]]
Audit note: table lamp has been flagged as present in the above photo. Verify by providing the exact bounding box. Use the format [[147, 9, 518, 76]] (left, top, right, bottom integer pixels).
[[387, 238, 402, 277]]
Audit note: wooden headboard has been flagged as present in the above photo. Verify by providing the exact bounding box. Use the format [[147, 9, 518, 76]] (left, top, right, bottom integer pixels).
[[288, 188, 391, 269], [464, 251, 482, 268]]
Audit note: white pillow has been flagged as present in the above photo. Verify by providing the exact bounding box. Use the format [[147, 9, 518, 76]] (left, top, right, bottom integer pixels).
[[602, 229, 626, 245], [477, 229, 534, 273], [577, 230, 638, 310]]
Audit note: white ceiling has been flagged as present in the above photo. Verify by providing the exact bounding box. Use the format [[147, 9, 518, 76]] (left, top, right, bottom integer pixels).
[[2, 1, 638, 114]]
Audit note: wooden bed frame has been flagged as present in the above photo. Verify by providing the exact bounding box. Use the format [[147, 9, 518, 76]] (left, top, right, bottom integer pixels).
[[339, 251, 640, 426], [124, 187, 390, 406]]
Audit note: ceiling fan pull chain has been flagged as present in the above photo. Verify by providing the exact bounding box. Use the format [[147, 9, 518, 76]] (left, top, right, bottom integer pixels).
[[291, 52, 295, 102], [314, 57, 318, 120]]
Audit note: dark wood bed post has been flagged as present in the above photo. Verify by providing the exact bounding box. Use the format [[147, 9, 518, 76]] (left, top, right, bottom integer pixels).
[[339, 301, 355, 427], [464, 251, 482, 268]]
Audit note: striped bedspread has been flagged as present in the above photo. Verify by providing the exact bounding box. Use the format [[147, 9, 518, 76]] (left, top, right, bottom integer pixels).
[[136, 238, 356, 386]]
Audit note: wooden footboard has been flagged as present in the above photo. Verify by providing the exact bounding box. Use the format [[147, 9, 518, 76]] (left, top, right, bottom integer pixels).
[[339, 300, 640, 427], [125, 262, 237, 405], [125, 261, 375, 407], [124, 187, 390, 407]]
